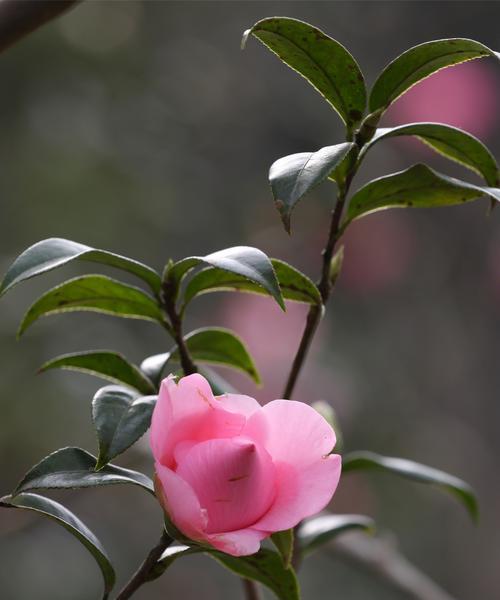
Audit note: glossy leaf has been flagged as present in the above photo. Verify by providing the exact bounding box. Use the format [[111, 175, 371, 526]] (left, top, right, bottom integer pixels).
[[269, 143, 354, 233], [211, 548, 300, 600], [92, 386, 157, 469], [345, 164, 500, 225], [369, 38, 500, 113], [243, 17, 366, 127], [18, 275, 164, 336], [173, 328, 260, 384], [167, 247, 284, 310], [0, 493, 115, 599], [40, 351, 156, 395], [200, 366, 239, 395], [343, 451, 478, 520], [362, 123, 499, 185], [140, 352, 171, 387], [14, 447, 154, 495], [271, 529, 294, 567], [183, 259, 321, 308], [0, 237, 160, 297], [147, 544, 198, 581], [298, 514, 375, 556]]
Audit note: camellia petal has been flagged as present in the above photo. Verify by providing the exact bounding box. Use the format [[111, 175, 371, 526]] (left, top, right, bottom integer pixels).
[[206, 527, 270, 557]]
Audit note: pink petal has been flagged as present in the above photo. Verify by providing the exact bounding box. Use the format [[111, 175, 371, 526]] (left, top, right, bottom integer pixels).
[[176, 437, 276, 534], [150, 374, 246, 467], [254, 400, 336, 467], [154, 462, 207, 541], [253, 454, 341, 531], [214, 393, 262, 418], [206, 528, 269, 557]]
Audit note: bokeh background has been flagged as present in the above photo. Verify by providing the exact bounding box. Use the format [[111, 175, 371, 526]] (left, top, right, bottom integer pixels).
[[0, 2, 499, 598]]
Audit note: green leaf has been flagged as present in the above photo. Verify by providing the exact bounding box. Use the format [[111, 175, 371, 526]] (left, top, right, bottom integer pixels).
[[174, 328, 260, 385], [14, 447, 154, 495], [361, 123, 499, 186], [345, 164, 500, 226], [151, 545, 300, 599], [298, 514, 375, 556], [0, 237, 161, 297], [183, 258, 321, 308], [199, 366, 239, 395], [369, 38, 500, 114], [243, 17, 366, 128], [40, 351, 156, 395], [167, 246, 284, 310], [269, 143, 354, 233], [92, 386, 157, 469], [271, 529, 294, 567], [343, 451, 478, 521], [140, 352, 171, 387], [0, 493, 115, 599], [211, 548, 300, 600], [18, 274, 164, 336]]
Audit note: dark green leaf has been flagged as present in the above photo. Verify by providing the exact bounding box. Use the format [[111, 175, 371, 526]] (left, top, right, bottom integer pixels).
[[345, 164, 500, 225], [271, 529, 294, 567], [14, 447, 154, 495], [173, 328, 260, 385], [369, 38, 500, 113], [361, 123, 499, 186], [167, 247, 284, 310], [147, 545, 197, 582], [298, 514, 375, 556], [0, 493, 115, 599], [211, 548, 300, 600], [343, 451, 478, 520], [269, 143, 354, 233], [199, 366, 239, 395], [140, 352, 171, 387], [243, 17, 366, 128], [0, 237, 160, 297], [183, 259, 321, 308], [18, 274, 164, 336], [40, 351, 156, 395], [92, 386, 157, 469]]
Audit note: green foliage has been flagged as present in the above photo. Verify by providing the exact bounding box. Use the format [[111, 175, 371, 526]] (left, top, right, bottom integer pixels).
[[14, 447, 154, 494], [271, 529, 294, 567], [92, 386, 157, 469], [269, 143, 354, 233], [369, 38, 500, 114], [345, 164, 500, 225], [40, 351, 156, 394], [174, 327, 261, 384], [243, 17, 366, 128], [0, 237, 161, 297], [0, 493, 115, 599], [152, 545, 300, 600], [297, 514, 375, 556], [343, 451, 478, 521], [18, 274, 165, 336], [182, 258, 321, 309], [361, 123, 499, 185], [167, 246, 284, 309]]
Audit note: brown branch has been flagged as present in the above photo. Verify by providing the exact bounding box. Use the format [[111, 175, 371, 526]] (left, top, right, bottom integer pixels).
[[330, 532, 456, 600], [0, 0, 80, 55]]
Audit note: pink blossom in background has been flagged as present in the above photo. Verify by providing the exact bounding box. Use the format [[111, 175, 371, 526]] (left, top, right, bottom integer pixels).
[[151, 374, 341, 556], [340, 212, 415, 295], [385, 61, 498, 139]]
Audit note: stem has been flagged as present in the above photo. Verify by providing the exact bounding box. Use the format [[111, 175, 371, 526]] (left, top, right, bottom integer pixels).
[[242, 578, 262, 600], [282, 190, 347, 399], [116, 531, 173, 600]]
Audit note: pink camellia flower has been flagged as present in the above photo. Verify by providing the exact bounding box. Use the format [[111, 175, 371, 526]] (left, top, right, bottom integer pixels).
[[150, 373, 341, 557]]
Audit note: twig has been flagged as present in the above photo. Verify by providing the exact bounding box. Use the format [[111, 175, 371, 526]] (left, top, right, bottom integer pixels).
[[330, 532, 457, 600], [0, 0, 80, 55], [116, 530, 173, 600]]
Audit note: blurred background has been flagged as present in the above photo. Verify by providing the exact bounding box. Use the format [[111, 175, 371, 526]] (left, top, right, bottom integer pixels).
[[0, 2, 499, 598]]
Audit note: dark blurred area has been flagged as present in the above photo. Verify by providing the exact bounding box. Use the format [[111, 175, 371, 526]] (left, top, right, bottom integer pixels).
[[0, 2, 499, 599]]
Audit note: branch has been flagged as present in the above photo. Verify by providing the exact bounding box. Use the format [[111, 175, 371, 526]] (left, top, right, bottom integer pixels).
[[330, 532, 456, 600], [0, 0, 80, 55]]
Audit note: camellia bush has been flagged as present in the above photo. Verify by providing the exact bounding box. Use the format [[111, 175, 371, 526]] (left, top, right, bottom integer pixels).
[[1, 15, 499, 600]]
